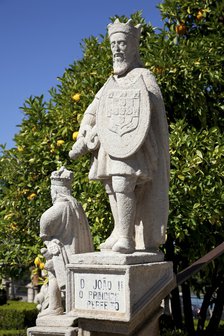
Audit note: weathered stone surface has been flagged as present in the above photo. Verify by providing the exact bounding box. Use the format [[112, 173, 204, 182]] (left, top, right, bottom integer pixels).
[[69, 18, 170, 255], [97, 75, 151, 158], [69, 251, 164, 266], [78, 307, 161, 336], [37, 167, 94, 317], [31, 17, 172, 336], [36, 314, 78, 327], [66, 261, 174, 324], [67, 260, 174, 336], [27, 326, 78, 336]]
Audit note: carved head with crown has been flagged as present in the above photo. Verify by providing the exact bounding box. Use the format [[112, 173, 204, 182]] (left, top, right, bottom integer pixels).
[[107, 18, 142, 76], [50, 166, 73, 203]]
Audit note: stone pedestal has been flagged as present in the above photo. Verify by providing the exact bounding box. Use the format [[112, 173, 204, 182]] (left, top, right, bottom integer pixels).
[[27, 315, 78, 336], [27, 326, 78, 336], [66, 252, 175, 336], [26, 282, 39, 303]]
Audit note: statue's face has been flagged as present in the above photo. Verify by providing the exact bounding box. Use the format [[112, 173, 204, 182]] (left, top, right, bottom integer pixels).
[[51, 185, 70, 204], [110, 32, 136, 75]]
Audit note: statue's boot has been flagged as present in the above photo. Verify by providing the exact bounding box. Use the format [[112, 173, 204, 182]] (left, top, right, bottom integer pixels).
[[112, 191, 135, 254], [112, 237, 135, 254], [100, 192, 119, 250], [100, 230, 118, 250]]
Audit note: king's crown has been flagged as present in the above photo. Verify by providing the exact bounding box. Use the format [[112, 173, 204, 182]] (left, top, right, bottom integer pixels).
[[107, 18, 141, 40], [51, 166, 73, 187]]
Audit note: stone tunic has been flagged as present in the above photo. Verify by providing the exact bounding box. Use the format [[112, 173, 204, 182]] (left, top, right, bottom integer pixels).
[[79, 68, 168, 184]]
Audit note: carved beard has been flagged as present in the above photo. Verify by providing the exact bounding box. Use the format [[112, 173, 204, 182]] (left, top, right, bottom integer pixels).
[[113, 53, 129, 76]]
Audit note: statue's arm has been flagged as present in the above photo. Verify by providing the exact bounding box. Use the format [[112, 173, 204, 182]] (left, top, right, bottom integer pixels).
[[69, 97, 99, 160], [39, 206, 61, 241], [78, 99, 97, 136], [39, 206, 64, 256]]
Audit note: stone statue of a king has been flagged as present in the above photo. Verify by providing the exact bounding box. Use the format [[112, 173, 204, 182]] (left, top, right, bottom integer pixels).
[[69, 19, 170, 254], [39, 166, 93, 316]]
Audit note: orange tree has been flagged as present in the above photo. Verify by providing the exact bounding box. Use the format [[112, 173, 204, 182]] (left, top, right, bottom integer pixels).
[[0, 3, 223, 334], [0, 33, 113, 280]]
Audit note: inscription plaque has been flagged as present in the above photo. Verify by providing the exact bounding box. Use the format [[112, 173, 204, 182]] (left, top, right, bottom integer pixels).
[[74, 273, 126, 313]]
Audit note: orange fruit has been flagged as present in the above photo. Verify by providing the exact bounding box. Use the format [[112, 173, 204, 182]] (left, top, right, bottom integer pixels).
[[39, 262, 45, 270], [196, 10, 204, 21], [72, 131, 79, 141], [56, 140, 65, 147], [175, 24, 187, 35], [72, 93, 81, 102], [34, 257, 41, 267]]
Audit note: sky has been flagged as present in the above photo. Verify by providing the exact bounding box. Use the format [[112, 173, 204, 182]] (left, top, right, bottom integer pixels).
[[0, 0, 163, 149]]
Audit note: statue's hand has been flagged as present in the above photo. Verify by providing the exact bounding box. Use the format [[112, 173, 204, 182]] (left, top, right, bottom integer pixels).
[[41, 247, 52, 260], [44, 259, 54, 271], [48, 240, 60, 256], [85, 125, 99, 150], [69, 137, 87, 160]]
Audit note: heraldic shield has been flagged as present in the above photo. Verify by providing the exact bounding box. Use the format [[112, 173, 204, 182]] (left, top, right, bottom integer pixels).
[[97, 75, 151, 158]]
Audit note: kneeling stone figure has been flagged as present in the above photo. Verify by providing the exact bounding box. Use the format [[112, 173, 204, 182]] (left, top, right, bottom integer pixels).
[[38, 166, 93, 316]]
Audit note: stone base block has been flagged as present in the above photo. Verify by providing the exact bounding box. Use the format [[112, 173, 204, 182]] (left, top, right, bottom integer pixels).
[[28, 314, 78, 336], [69, 251, 164, 266], [27, 326, 78, 336], [66, 255, 175, 335], [78, 306, 162, 336], [67, 260, 174, 321], [36, 314, 78, 327]]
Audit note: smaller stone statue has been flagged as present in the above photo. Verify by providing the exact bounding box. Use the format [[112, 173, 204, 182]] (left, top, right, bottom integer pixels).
[[38, 166, 94, 316]]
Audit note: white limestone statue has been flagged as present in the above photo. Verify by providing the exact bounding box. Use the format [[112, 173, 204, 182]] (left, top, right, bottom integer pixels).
[[38, 166, 94, 316], [69, 19, 170, 254]]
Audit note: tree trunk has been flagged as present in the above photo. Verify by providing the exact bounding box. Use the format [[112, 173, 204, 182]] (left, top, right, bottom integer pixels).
[[171, 287, 183, 329], [205, 277, 224, 336], [164, 235, 183, 329], [182, 282, 195, 335], [197, 283, 216, 335]]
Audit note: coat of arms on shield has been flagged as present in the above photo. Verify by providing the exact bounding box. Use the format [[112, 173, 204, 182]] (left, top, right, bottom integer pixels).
[[106, 90, 140, 136], [97, 75, 150, 158]]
